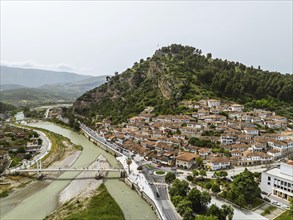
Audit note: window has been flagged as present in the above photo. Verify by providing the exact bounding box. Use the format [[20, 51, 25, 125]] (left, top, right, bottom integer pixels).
[[284, 182, 287, 186], [268, 182, 271, 185], [268, 176, 271, 181], [281, 181, 283, 185]]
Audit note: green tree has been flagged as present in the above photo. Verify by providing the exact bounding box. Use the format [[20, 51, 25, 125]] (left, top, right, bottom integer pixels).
[[192, 170, 199, 178], [182, 206, 194, 220], [211, 183, 221, 194], [206, 182, 212, 191], [186, 175, 193, 182], [171, 195, 183, 207], [165, 172, 176, 184], [187, 188, 211, 213], [215, 170, 228, 178], [227, 168, 261, 206], [169, 179, 190, 198], [177, 199, 192, 215], [195, 157, 204, 168], [199, 169, 207, 178]]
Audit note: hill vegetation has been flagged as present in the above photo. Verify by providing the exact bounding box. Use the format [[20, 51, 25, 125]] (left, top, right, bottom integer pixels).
[[73, 44, 293, 124]]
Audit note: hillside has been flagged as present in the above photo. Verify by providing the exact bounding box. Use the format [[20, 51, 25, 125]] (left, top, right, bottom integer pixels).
[[0, 66, 92, 87], [73, 44, 293, 124], [0, 88, 71, 106], [0, 84, 27, 91], [39, 75, 107, 98]]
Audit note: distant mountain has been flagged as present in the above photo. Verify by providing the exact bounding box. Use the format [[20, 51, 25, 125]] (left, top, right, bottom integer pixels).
[[73, 44, 293, 124], [0, 84, 27, 91], [39, 75, 108, 98], [0, 88, 70, 106], [0, 66, 93, 87], [0, 75, 108, 106]]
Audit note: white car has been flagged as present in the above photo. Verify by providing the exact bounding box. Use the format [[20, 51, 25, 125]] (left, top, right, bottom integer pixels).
[[281, 204, 288, 209]]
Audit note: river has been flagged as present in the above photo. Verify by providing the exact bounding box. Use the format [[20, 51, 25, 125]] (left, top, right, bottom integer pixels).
[[1, 121, 157, 220]]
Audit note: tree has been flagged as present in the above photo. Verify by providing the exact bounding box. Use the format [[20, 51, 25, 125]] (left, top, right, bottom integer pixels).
[[37, 138, 43, 146], [165, 172, 176, 184], [195, 157, 204, 168], [186, 175, 193, 182], [182, 206, 194, 220], [187, 188, 211, 213], [192, 170, 199, 178], [215, 170, 228, 178], [226, 168, 261, 206], [177, 199, 192, 215], [221, 204, 234, 220], [169, 179, 190, 197], [199, 169, 207, 178], [171, 195, 183, 207], [211, 183, 221, 194], [206, 182, 212, 191]]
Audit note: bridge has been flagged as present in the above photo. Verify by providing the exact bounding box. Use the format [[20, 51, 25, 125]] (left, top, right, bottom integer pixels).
[[9, 160, 126, 178]]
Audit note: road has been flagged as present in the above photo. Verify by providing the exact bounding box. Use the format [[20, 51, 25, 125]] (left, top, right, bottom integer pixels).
[[142, 166, 180, 220]]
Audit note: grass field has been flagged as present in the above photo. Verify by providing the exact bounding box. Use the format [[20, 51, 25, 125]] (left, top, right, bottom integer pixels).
[[63, 184, 125, 220], [275, 210, 291, 220]]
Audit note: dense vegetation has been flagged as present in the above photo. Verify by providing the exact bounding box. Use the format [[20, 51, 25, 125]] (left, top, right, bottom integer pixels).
[[63, 184, 124, 220], [73, 44, 293, 124], [221, 169, 262, 208], [0, 101, 16, 113], [168, 178, 234, 220]]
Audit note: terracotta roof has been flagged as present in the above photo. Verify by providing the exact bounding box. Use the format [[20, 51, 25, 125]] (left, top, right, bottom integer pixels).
[[176, 152, 196, 161]]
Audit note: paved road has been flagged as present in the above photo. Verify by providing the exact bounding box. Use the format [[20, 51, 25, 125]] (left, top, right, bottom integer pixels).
[[143, 166, 180, 220]]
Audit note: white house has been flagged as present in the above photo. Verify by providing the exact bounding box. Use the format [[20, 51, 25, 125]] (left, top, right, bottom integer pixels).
[[261, 161, 293, 201], [207, 99, 221, 108], [243, 127, 259, 136], [208, 157, 231, 170]]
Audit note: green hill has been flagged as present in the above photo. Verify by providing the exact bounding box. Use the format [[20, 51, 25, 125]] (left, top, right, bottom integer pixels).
[[73, 44, 293, 124]]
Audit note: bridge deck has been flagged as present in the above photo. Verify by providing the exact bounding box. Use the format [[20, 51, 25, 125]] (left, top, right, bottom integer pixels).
[[15, 168, 122, 172]]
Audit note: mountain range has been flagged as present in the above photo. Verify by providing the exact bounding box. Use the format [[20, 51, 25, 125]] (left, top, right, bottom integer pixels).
[[0, 66, 108, 106], [73, 44, 293, 124]]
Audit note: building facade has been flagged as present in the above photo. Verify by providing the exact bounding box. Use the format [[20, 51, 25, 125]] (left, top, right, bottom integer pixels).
[[261, 161, 293, 201]]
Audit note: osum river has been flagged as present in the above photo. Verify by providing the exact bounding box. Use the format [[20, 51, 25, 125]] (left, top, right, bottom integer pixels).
[[1, 121, 156, 220]]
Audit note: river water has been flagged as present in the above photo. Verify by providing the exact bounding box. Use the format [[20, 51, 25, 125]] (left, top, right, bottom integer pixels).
[[1, 121, 157, 220]]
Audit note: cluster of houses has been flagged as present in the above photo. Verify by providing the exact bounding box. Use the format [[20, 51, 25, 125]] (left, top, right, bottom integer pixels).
[[0, 125, 42, 172], [95, 99, 293, 171]]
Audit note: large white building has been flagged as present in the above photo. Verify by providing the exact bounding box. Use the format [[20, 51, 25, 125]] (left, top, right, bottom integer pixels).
[[261, 161, 293, 201]]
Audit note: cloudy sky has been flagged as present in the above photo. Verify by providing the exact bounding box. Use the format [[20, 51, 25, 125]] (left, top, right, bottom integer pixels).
[[1, 1, 292, 76]]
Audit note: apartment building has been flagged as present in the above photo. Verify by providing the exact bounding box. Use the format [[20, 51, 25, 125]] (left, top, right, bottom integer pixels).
[[261, 161, 293, 201]]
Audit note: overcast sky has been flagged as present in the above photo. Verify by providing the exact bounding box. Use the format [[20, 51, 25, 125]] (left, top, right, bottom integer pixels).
[[1, 1, 292, 76]]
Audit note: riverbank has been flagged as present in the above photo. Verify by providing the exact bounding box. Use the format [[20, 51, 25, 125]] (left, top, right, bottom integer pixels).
[[0, 128, 82, 216], [46, 183, 125, 220], [45, 154, 125, 220], [1, 121, 157, 220]]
